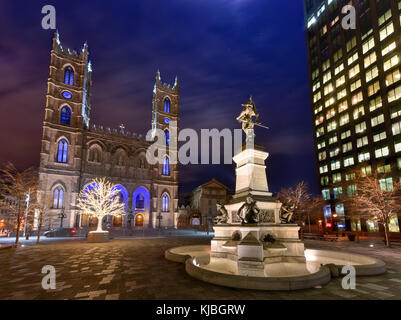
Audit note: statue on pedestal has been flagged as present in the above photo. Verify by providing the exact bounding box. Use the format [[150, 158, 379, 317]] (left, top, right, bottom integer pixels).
[[280, 204, 295, 224], [214, 202, 228, 225], [238, 196, 260, 224], [236, 96, 269, 145], [236, 96, 260, 133]]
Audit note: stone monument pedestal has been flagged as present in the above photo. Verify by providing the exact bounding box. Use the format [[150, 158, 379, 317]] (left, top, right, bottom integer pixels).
[[88, 231, 109, 243], [211, 224, 305, 266], [237, 232, 265, 276]]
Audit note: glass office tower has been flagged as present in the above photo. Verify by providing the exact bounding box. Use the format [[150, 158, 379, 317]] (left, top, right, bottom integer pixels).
[[304, 0, 401, 233]]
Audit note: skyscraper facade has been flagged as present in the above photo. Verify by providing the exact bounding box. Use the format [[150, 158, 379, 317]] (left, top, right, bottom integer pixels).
[[304, 0, 401, 233]]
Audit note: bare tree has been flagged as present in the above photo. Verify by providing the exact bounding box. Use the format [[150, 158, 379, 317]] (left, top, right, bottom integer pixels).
[[0, 163, 38, 245], [306, 197, 326, 233], [277, 182, 324, 234], [76, 178, 125, 232], [34, 193, 57, 244], [277, 182, 311, 222], [348, 172, 401, 248]]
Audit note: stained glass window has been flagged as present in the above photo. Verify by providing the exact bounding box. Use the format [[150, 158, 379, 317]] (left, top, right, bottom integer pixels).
[[53, 186, 64, 209], [64, 66, 74, 86], [62, 91, 72, 99], [164, 98, 170, 113], [57, 139, 68, 163], [60, 106, 71, 125], [163, 157, 169, 176], [136, 194, 145, 210], [164, 130, 170, 146], [162, 194, 169, 212]]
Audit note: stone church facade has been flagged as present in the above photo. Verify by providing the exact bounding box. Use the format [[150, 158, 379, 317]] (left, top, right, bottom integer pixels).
[[37, 33, 179, 229]]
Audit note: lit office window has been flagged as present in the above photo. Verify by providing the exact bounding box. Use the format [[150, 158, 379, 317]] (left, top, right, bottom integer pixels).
[[375, 146, 390, 158]]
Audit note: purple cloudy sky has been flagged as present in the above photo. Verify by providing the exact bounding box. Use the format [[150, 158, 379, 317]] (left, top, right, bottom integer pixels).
[[0, 0, 318, 196]]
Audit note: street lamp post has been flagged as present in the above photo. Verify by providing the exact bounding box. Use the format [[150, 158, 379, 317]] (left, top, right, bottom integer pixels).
[[59, 208, 67, 228], [333, 213, 338, 234], [157, 213, 163, 229], [23, 191, 31, 237]]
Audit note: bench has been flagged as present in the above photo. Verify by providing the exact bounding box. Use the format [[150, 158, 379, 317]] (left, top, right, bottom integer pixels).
[[323, 235, 339, 242], [303, 233, 325, 241]]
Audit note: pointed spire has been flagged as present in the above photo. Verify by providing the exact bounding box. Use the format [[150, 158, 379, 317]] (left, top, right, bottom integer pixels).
[[88, 61, 93, 72], [55, 29, 60, 45], [82, 41, 88, 52], [81, 41, 89, 59], [173, 76, 178, 89], [52, 30, 62, 51], [156, 69, 161, 81]]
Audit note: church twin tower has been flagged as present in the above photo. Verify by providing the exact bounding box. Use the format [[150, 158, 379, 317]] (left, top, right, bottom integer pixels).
[[38, 32, 179, 229]]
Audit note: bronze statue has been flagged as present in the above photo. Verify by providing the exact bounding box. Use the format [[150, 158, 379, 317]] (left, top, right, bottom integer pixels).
[[238, 196, 260, 224], [236, 96, 260, 133], [214, 202, 228, 225], [280, 204, 295, 224]]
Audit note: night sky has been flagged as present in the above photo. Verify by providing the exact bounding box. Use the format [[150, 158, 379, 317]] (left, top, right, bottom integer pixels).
[[0, 0, 318, 197]]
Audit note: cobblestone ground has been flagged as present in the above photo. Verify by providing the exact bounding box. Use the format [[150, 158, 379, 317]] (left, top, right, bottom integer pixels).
[[0, 237, 401, 300]]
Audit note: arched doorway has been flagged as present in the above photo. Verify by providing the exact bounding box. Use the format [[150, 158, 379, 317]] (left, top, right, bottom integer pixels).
[[132, 187, 150, 228], [113, 216, 122, 227], [189, 212, 201, 228], [135, 214, 144, 227]]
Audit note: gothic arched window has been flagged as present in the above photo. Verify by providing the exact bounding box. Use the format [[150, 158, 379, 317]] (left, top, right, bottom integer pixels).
[[164, 98, 170, 113], [139, 158, 145, 169], [136, 194, 145, 210], [164, 130, 170, 146], [53, 186, 64, 209], [60, 106, 71, 125], [64, 66, 74, 86], [57, 139, 68, 163], [163, 156, 169, 176], [162, 194, 169, 212], [89, 147, 101, 163]]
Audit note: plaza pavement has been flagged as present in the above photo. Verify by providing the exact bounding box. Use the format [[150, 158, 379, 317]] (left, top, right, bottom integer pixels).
[[0, 235, 401, 300]]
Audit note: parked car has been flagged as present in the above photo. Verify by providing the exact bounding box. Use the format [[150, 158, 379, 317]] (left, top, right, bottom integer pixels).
[[0, 231, 9, 238], [44, 228, 77, 238]]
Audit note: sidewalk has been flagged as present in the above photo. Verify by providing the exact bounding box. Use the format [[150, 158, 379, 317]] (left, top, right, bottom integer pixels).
[[0, 229, 214, 246]]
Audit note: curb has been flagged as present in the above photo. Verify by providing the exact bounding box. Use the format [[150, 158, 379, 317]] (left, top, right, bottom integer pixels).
[[0, 244, 18, 251]]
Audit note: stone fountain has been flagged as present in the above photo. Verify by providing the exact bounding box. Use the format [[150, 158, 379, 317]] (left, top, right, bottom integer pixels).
[[211, 96, 305, 277], [165, 97, 386, 290]]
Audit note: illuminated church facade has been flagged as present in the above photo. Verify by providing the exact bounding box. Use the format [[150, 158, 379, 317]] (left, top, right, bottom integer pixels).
[[37, 32, 179, 229]]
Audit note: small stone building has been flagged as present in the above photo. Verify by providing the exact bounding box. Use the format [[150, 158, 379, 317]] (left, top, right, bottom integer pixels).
[[190, 179, 230, 228]]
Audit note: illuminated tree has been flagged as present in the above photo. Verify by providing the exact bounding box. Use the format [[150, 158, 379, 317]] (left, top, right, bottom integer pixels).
[[76, 178, 125, 232], [348, 172, 401, 248], [0, 163, 38, 245]]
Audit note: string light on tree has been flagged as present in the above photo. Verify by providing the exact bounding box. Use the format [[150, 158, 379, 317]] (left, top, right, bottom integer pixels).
[[76, 177, 126, 234]]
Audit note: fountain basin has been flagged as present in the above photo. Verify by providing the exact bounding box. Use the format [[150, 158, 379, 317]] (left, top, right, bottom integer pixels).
[[165, 245, 386, 291]]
